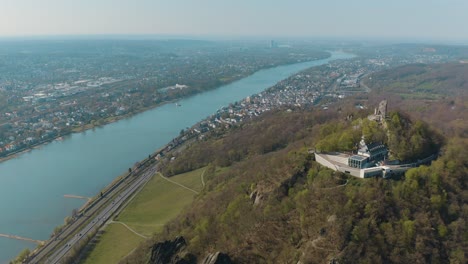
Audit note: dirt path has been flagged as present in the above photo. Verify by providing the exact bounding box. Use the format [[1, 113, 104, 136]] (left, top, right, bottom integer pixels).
[[158, 172, 200, 194], [108, 221, 149, 239], [310, 237, 335, 252], [320, 179, 349, 190], [200, 169, 206, 188]]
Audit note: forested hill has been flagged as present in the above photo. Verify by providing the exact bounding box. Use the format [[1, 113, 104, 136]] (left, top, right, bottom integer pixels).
[[120, 107, 467, 264], [366, 62, 468, 98], [314, 111, 441, 162], [363, 62, 467, 139]]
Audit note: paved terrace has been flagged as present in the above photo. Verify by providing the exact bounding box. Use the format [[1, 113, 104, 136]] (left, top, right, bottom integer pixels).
[[314, 152, 361, 177]]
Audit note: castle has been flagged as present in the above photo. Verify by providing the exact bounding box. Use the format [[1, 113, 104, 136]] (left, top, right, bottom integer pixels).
[[348, 137, 388, 169], [368, 99, 387, 122], [314, 100, 396, 178]]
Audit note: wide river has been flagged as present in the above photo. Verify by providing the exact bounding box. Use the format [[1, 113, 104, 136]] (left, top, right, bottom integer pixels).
[[0, 51, 353, 263]]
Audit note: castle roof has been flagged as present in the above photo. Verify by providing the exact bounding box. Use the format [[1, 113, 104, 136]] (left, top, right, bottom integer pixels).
[[358, 142, 387, 156]]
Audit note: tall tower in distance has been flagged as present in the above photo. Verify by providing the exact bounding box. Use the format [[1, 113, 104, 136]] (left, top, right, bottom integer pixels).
[[270, 40, 278, 48]]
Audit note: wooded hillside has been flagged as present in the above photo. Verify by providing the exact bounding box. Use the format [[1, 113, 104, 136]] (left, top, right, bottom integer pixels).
[[365, 62, 467, 139], [120, 107, 466, 264]]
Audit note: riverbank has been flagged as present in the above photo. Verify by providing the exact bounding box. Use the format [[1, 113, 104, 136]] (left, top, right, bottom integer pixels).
[[0, 52, 349, 264], [25, 112, 204, 263], [0, 54, 332, 165], [0, 135, 64, 163], [0, 98, 178, 165]]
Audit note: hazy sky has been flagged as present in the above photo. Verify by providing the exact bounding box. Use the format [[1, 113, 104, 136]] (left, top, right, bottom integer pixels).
[[0, 0, 467, 41]]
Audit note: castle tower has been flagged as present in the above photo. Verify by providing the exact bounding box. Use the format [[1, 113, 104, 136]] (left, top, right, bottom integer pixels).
[[377, 100, 387, 118]]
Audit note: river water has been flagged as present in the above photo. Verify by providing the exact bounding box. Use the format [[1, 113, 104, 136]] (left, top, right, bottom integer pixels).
[[0, 51, 353, 263]]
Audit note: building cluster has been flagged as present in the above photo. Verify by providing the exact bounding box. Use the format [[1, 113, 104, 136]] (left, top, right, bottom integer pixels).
[[173, 52, 422, 147], [21, 77, 122, 103], [0, 42, 453, 157], [314, 142, 395, 179], [177, 50, 453, 145], [313, 100, 437, 179], [0, 42, 327, 157], [313, 100, 393, 178]]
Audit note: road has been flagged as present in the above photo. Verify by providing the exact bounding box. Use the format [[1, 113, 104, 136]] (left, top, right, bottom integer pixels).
[[27, 164, 157, 264], [359, 75, 372, 93]]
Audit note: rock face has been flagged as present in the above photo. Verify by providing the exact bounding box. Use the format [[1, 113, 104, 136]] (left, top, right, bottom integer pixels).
[[148, 237, 232, 264], [201, 252, 233, 264], [149, 236, 191, 264], [249, 190, 264, 206], [148, 236, 233, 264], [277, 169, 307, 198]]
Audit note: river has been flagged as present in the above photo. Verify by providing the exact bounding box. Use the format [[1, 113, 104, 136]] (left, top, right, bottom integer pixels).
[[0, 51, 353, 263]]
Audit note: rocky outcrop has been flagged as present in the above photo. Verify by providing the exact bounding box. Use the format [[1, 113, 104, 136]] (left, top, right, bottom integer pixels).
[[149, 236, 194, 264], [249, 190, 264, 206], [148, 237, 232, 264], [201, 252, 233, 264], [276, 169, 307, 198]]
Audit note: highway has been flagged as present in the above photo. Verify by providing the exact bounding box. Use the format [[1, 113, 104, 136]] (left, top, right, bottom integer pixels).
[[27, 164, 157, 264]]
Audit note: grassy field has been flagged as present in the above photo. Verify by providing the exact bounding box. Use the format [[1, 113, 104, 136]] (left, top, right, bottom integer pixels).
[[80, 167, 206, 264], [80, 224, 144, 264], [116, 169, 204, 236]]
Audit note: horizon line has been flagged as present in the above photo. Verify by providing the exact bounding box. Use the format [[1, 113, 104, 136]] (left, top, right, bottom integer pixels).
[[0, 33, 466, 45]]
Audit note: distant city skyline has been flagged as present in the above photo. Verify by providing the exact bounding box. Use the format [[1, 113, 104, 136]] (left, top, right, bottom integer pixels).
[[1, 0, 467, 43]]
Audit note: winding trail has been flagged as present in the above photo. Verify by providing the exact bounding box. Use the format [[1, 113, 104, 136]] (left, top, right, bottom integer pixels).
[[200, 169, 206, 188], [310, 237, 336, 252], [158, 172, 200, 194], [319, 179, 349, 190], [108, 221, 148, 239]]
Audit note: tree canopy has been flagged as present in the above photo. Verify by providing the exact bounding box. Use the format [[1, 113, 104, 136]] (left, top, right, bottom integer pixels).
[[121, 109, 465, 264]]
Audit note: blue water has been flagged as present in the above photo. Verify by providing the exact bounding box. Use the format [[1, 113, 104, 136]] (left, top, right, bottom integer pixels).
[[0, 51, 354, 263]]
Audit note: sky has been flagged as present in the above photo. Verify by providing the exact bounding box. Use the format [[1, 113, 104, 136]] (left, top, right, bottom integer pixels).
[[0, 0, 467, 42]]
